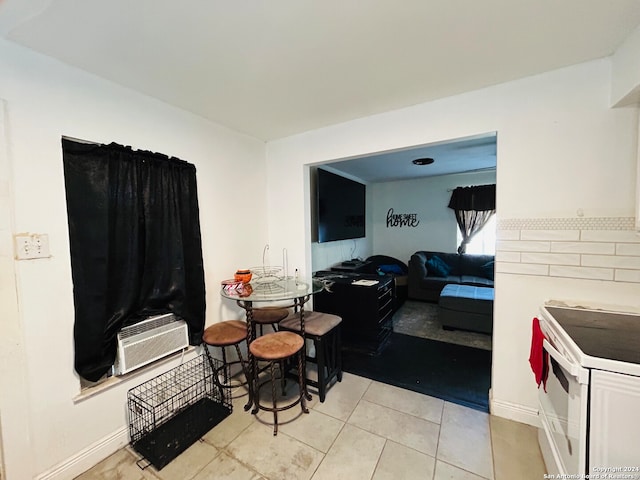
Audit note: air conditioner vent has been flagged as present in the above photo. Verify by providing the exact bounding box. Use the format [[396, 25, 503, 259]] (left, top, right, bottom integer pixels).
[[114, 313, 189, 376]]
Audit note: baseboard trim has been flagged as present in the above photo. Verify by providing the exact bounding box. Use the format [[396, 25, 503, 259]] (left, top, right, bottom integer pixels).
[[490, 394, 540, 427], [36, 427, 128, 480]]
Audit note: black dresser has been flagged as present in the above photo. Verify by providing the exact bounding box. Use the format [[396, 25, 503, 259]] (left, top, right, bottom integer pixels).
[[313, 271, 394, 355]]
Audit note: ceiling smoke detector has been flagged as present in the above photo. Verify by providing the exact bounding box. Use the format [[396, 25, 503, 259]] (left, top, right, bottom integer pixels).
[[412, 158, 435, 166]]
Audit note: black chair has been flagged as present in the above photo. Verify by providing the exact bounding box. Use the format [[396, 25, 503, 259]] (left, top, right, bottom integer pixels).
[[279, 311, 342, 402]]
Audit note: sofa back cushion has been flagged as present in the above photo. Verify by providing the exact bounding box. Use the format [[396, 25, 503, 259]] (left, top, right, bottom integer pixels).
[[460, 254, 495, 279], [413, 251, 461, 276]]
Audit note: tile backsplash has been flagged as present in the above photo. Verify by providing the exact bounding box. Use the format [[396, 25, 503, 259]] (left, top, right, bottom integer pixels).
[[497, 217, 640, 283]]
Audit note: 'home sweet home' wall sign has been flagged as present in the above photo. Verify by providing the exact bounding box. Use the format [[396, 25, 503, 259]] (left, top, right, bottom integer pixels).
[[386, 208, 420, 228]]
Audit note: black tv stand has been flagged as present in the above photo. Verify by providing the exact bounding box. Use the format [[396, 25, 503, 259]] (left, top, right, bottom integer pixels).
[[313, 271, 394, 355]]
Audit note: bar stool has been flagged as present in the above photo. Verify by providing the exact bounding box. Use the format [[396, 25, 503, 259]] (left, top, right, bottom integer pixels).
[[279, 311, 342, 402], [202, 320, 249, 396], [251, 306, 290, 336], [249, 331, 308, 435]]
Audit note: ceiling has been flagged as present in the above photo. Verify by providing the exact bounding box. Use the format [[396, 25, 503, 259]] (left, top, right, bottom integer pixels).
[[323, 133, 497, 183], [1, 1, 639, 182]]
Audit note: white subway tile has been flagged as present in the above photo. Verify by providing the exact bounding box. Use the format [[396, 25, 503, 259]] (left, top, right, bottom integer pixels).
[[581, 230, 640, 243], [496, 262, 549, 276], [551, 242, 615, 255], [496, 240, 550, 252], [495, 251, 520, 263], [616, 243, 640, 256], [581, 255, 640, 269], [549, 265, 614, 281], [520, 230, 580, 241], [521, 252, 581, 266], [615, 269, 640, 283], [497, 229, 520, 240]]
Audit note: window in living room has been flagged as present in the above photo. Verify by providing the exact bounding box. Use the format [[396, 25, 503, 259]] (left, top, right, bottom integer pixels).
[[458, 215, 496, 255]]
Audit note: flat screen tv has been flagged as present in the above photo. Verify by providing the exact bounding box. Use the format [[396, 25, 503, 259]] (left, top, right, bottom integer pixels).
[[316, 168, 366, 243]]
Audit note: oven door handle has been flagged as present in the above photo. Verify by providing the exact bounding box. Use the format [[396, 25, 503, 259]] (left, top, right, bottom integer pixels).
[[543, 339, 589, 384]]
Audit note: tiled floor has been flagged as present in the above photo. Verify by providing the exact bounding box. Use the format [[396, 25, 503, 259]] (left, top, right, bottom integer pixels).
[[76, 373, 547, 480]]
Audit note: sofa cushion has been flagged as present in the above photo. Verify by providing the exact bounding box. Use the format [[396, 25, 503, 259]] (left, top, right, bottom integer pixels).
[[460, 275, 494, 287], [419, 275, 460, 290], [459, 253, 494, 278], [426, 255, 451, 277], [481, 261, 495, 280]]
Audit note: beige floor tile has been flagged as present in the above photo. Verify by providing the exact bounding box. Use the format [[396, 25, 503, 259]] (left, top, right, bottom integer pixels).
[[363, 381, 444, 425], [74, 448, 152, 480], [490, 416, 547, 479], [437, 402, 493, 479], [312, 372, 371, 421], [226, 422, 324, 480], [202, 403, 255, 449], [311, 424, 386, 480], [251, 385, 315, 431], [434, 460, 488, 480], [149, 439, 219, 480], [191, 451, 265, 480], [78, 373, 549, 480], [372, 440, 436, 480], [348, 399, 440, 457], [239, 367, 318, 429], [278, 408, 345, 453]]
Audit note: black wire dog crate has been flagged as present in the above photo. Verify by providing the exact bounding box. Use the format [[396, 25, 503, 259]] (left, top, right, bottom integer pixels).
[[127, 354, 232, 470]]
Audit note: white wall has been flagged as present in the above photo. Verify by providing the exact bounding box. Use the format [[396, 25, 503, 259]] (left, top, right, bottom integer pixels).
[[0, 38, 268, 479], [265, 58, 639, 426], [611, 24, 640, 106], [370, 170, 497, 263]]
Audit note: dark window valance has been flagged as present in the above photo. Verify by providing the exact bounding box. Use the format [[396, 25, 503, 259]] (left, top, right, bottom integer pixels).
[[447, 184, 496, 211]]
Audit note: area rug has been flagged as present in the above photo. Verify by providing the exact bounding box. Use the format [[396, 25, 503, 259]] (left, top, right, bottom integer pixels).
[[342, 332, 492, 412], [393, 300, 492, 351]]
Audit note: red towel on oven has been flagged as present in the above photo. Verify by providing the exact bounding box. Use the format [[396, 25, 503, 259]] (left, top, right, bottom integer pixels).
[[529, 317, 549, 391]]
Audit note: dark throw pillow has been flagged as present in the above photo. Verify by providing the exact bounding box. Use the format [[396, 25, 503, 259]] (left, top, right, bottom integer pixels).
[[426, 255, 451, 277], [481, 260, 495, 280]]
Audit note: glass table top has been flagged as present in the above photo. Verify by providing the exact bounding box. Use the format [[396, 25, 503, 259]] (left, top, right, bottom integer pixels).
[[220, 277, 324, 303]]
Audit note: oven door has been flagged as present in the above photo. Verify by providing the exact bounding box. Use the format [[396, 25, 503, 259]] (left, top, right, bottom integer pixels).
[[538, 335, 589, 475]]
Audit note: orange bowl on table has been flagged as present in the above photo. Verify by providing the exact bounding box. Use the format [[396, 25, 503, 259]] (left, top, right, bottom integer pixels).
[[234, 269, 252, 283]]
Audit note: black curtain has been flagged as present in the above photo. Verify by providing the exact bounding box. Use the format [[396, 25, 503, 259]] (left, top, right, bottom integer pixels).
[[448, 184, 496, 254], [62, 139, 206, 382]]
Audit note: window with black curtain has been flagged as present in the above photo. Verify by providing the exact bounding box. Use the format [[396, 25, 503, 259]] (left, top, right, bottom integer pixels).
[[62, 139, 206, 383], [448, 184, 496, 254]]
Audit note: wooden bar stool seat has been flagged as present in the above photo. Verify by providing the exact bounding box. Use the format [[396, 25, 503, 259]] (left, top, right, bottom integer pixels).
[[279, 311, 342, 402], [249, 331, 308, 435], [251, 306, 290, 336], [202, 320, 249, 394]]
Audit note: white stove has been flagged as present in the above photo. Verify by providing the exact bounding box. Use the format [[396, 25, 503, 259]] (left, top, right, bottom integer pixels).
[[538, 302, 640, 475]]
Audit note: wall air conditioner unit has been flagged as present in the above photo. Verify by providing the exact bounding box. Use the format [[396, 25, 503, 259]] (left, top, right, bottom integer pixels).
[[114, 313, 189, 376]]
